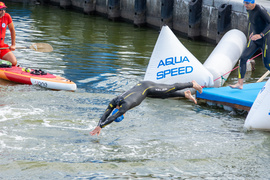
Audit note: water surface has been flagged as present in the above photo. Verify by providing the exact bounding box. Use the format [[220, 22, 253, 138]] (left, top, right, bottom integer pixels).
[[0, 2, 269, 179]]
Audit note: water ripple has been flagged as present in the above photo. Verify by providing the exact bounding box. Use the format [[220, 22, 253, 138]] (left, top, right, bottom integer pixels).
[[0, 2, 269, 180]]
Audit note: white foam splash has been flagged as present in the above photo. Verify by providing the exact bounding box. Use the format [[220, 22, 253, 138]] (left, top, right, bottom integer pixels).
[[0, 105, 44, 122]]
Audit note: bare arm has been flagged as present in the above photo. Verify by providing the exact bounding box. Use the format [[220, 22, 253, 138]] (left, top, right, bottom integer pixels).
[[8, 22, 16, 50], [90, 98, 118, 136]]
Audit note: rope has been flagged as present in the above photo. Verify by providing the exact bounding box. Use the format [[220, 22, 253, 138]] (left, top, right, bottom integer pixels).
[[213, 52, 262, 82], [220, 75, 227, 86]]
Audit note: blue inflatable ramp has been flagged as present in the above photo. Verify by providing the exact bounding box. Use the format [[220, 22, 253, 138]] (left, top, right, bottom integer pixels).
[[196, 82, 266, 111]]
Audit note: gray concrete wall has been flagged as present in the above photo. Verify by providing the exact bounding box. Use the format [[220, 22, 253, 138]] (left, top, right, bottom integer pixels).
[[146, 0, 161, 28], [96, 0, 107, 15], [173, 0, 189, 37], [9, 0, 270, 43], [120, 0, 134, 22]]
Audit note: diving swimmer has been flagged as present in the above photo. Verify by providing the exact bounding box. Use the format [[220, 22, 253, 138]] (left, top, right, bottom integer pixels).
[[90, 80, 203, 136]]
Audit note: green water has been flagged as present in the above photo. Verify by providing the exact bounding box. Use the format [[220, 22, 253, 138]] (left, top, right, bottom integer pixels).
[[0, 2, 269, 179]]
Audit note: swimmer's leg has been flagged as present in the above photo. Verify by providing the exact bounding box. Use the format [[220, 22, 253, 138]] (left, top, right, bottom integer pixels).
[[166, 90, 197, 104], [147, 82, 193, 96], [230, 40, 258, 89], [184, 90, 197, 104], [191, 80, 202, 94], [174, 81, 203, 94], [262, 35, 270, 71], [171, 81, 202, 94]]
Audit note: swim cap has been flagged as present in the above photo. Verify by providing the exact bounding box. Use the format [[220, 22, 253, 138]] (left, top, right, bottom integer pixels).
[[0, 2, 7, 9], [112, 109, 124, 122], [243, 0, 255, 4]]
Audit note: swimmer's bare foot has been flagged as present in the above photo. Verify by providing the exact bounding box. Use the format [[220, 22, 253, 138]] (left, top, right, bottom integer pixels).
[[192, 80, 203, 94], [229, 84, 243, 89], [229, 79, 244, 89], [184, 90, 197, 104]]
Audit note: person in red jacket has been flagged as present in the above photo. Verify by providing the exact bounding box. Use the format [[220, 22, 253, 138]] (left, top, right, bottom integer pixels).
[[0, 2, 17, 66]]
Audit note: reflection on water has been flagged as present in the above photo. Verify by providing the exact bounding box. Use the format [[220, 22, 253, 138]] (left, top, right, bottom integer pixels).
[[0, 2, 270, 179]]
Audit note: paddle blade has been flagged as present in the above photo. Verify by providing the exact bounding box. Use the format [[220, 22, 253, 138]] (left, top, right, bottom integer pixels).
[[29, 43, 53, 52]]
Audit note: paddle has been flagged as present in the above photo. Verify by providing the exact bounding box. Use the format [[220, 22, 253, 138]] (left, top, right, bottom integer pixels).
[[257, 70, 270, 82], [0, 43, 53, 52]]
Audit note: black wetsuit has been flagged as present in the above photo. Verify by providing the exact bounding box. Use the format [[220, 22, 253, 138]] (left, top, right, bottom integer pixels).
[[239, 4, 270, 78], [98, 81, 193, 128]]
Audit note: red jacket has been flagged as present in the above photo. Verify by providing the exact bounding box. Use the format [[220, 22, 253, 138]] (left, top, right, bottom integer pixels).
[[0, 13, 12, 46]]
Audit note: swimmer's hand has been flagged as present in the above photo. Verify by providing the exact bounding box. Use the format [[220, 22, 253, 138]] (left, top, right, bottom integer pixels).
[[90, 126, 102, 136], [250, 33, 263, 41]]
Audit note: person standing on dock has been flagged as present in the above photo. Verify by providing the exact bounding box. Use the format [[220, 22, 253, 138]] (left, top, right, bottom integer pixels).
[[230, 0, 270, 89], [90, 80, 203, 136], [0, 2, 17, 66]]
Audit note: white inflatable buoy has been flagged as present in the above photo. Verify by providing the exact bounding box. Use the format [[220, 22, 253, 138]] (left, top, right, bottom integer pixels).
[[144, 26, 214, 87], [244, 78, 270, 130], [203, 29, 247, 87]]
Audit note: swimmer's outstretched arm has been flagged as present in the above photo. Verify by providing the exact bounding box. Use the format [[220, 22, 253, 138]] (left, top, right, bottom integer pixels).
[[91, 106, 127, 135], [90, 110, 125, 136], [90, 98, 117, 136]]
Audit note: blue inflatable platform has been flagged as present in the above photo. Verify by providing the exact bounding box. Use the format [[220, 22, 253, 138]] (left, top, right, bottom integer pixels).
[[196, 82, 266, 111]]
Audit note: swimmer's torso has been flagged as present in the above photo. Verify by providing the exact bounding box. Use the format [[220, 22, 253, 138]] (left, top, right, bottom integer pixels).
[[248, 5, 270, 35]]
